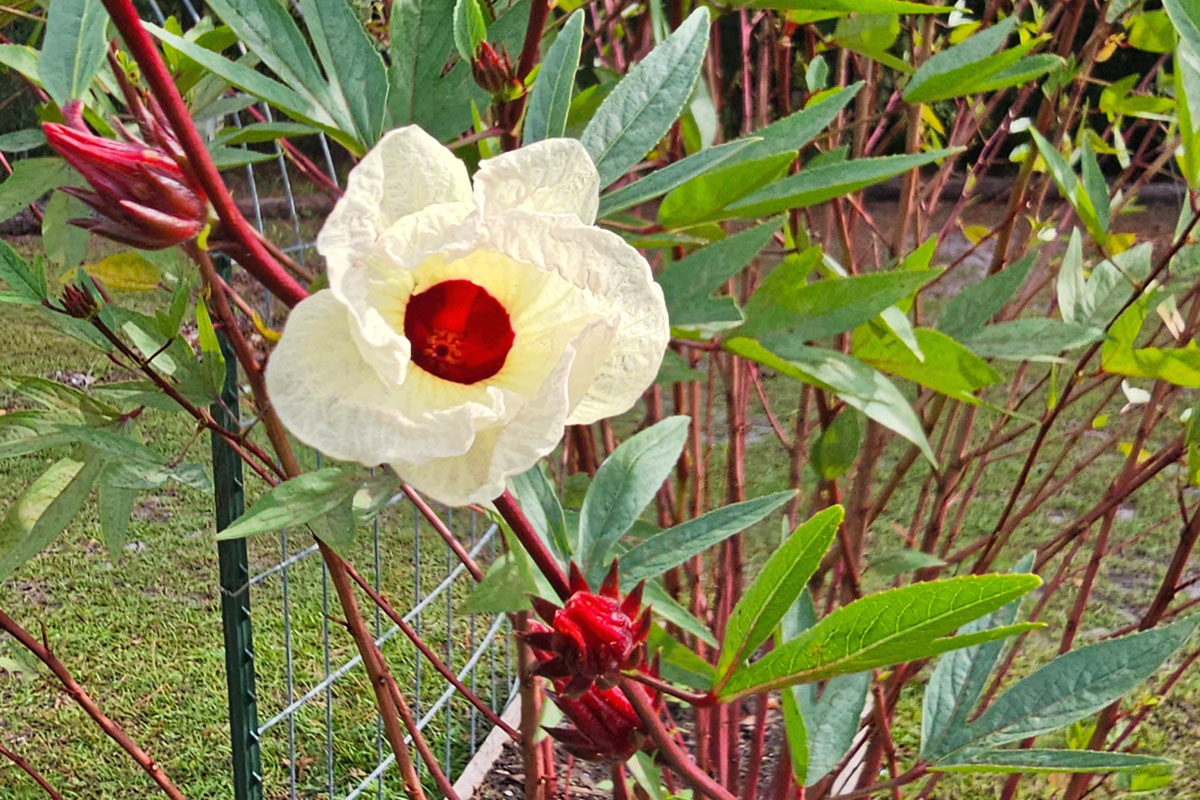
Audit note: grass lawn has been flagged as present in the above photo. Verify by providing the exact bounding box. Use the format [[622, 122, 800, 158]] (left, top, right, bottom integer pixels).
[[1, 218, 1198, 800]]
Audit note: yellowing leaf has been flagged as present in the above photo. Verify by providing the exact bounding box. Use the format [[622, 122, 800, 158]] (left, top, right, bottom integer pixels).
[[1107, 232, 1136, 254], [960, 224, 990, 245], [82, 252, 163, 292], [253, 309, 282, 343]]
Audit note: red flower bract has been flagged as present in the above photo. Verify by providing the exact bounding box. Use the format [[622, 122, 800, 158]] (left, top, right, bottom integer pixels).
[[523, 561, 651, 696], [42, 117, 208, 250]]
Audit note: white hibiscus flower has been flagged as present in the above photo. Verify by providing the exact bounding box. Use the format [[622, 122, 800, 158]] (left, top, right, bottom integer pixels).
[[265, 126, 669, 506]]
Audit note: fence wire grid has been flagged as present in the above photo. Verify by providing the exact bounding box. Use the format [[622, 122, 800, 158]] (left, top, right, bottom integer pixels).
[[137, 2, 519, 797]]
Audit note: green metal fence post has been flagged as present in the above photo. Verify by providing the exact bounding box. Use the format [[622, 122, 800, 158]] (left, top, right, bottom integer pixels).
[[212, 254, 264, 800]]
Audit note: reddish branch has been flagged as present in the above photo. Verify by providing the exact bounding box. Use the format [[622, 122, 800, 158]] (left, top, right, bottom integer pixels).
[[97, 0, 308, 307], [0, 609, 186, 800], [0, 741, 67, 800]]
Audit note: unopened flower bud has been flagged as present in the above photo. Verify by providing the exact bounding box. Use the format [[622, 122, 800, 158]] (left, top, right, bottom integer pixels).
[[43, 115, 208, 250], [59, 284, 100, 320], [471, 41, 519, 96]]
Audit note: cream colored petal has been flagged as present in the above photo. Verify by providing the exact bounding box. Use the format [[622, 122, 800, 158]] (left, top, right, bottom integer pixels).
[[328, 202, 475, 386], [318, 126, 472, 289], [483, 211, 669, 424], [474, 138, 600, 225], [391, 336, 579, 506], [265, 290, 516, 467]]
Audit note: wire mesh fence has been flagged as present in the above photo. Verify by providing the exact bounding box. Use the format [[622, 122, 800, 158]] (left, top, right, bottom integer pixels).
[[136, 2, 519, 796]]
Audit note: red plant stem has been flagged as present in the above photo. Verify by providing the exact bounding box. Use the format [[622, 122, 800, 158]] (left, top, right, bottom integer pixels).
[[319, 544, 431, 800], [381, 665, 462, 800], [344, 560, 520, 740], [98, 0, 309, 307], [0, 609, 187, 800], [494, 490, 571, 600], [620, 677, 737, 800], [739, 693, 769, 800], [517, 613, 548, 800], [403, 484, 485, 582], [0, 741, 67, 800], [625, 668, 713, 707]]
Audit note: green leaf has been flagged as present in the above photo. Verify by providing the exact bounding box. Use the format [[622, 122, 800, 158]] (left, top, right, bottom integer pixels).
[[82, 252, 164, 293], [100, 460, 212, 492], [214, 121, 321, 145], [1127, 11, 1177, 53], [0, 44, 40, 86], [0, 157, 82, 226], [577, 417, 689, 579], [462, 551, 538, 614], [598, 138, 756, 218], [812, 410, 862, 480], [655, 349, 705, 384], [205, 0, 356, 139], [0, 129, 47, 153], [1057, 228, 1086, 324], [510, 463, 570, 562], [939, 617, 1199, 756], [97, 471, 136, 562], [724, 149, 961, 219], [646, 624, 714, 691], [727, 338, 936, 464], [42, 192, 90, 270], [0, 453, 103, 582], [581, 8, 710, 187], [452, 0, 488, 63], [795, 670, 871, 785], [933, 749, 1177, 775], [658, 217, 784, 330], [780, 681, 810, 785], [717, 506, 842, 682], [642, 578, 716, 647], [970, 54, 1064, 95], [216, 468, 362, 540], [903, 18, 1033, 103], [741, 255, 938, 342], [524, 10, 585, 143], [720, 83, 862, 170], [39, 0, 108, 106], [870, 548, 946, 577], [1165, 0, 1200, 56], [921, 552, 1034, 760], [658, 152, 795, 228], [144, 23, 344, 139], [963, 319, 1104, 362], [1080, 136, 1111, 234], [853, 327, 1001, 403], [937, 251, 1036, 339], [0, 238, 49, 302], [620, 490, 797, 585], [716, 574, 1042, 701], [731, 0, 948, 13]]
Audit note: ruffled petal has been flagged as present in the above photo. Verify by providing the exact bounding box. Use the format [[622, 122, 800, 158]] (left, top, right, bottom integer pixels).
[[474, 139, 600, 225], [392, 335, 582, 505], [483, 211, 669, 424], [266, 290, 516, 466], [318, 126, 472, 290]]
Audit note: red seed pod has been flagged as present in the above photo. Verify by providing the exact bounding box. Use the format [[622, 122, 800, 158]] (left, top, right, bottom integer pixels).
[[43, 114, 208, 250], [544, 682, 647, 763], [522, 560, 650, 696]]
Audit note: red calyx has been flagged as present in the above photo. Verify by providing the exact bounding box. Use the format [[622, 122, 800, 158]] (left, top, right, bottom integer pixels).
[[523, 560, 651, 696]]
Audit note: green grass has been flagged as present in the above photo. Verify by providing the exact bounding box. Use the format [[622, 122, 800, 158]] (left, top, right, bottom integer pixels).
[[0, 235, 510, 799]]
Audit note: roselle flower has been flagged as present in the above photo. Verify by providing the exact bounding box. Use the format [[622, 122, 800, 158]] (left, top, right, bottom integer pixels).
[[265, 126, 669, 506], [524, 562, 651, 696], [42, 120, 208, 250], [544, 682, 650, 763]]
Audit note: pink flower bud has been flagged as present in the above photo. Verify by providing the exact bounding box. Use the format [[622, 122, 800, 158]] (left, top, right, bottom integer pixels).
[[43, 120, 208, 250], [523, 561, 651, 696]]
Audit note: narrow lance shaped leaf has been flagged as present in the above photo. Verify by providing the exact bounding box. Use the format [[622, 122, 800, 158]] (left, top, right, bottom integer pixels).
[[716, 506, 843, 683], [582, 9, 710, 187], [938, 251, 1036, 339], [717, 574, 1043, 701], [936, 616, 1199, 757], [932, 749, 1178, 775], [903, 17, 1022, 103], [619, 490, 797, 585], [216, 467, 362, 540], [598, 138, 758, 218], [524, 11, 585, 144], [577, 417, 689, 581], [300, 0, 390, 145], [452, 0, 488, 63]]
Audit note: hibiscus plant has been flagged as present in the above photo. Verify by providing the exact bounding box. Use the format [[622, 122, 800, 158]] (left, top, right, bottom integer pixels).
[[4, 1, 1200, 799]]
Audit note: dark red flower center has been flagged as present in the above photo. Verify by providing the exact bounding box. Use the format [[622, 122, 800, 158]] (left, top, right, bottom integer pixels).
[[404, 279, 514, 384]]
